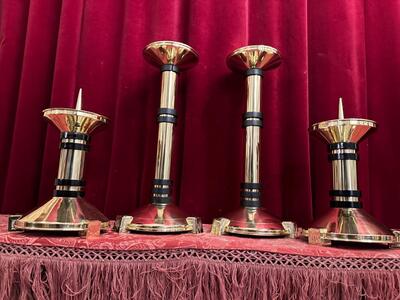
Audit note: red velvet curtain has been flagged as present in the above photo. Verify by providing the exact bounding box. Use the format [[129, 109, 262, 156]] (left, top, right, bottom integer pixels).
[[0, 0, 399, 227]]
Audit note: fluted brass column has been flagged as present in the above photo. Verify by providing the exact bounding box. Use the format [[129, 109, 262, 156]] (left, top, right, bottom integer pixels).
[[15, 89, 109, 232], [211, 45, 289, 237], [127, 41, 201, 234], [307, 98, 395, 244]]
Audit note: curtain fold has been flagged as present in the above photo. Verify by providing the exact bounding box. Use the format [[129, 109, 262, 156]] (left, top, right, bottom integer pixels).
[[0, 0, 399, 227]]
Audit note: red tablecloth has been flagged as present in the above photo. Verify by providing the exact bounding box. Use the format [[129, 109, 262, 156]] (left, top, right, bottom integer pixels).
[[0, 215, 399, 299]]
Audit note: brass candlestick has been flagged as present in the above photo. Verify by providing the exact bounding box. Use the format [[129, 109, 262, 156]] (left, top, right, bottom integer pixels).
[[307, 98, 395, 244], [212, 45, 289, 237], [15, 90, 109, 231], [126, 41, 201, 234]]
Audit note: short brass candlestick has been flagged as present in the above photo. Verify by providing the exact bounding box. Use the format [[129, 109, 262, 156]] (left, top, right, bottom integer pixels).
[[307, 98, 395, 244], [15, 90, 109, 231], [212, 45, 289, 237], [127, 41, 201, 234]]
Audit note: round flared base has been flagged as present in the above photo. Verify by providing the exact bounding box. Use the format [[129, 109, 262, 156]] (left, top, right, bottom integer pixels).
[[14, 197, 109, 232], [225, 225, 288, 237], [214, 207, 289, 237], [14, 220, 109, 232], [126, 204, 200, 234], [306, 208, 395, 244], [126, 223, 193, 233]]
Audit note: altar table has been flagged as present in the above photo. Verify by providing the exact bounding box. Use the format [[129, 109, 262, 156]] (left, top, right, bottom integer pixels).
[[0, 215, 399, 299]]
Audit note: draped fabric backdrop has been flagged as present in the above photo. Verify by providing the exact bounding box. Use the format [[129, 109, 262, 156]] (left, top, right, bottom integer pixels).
[[0, 0, 399, 227]]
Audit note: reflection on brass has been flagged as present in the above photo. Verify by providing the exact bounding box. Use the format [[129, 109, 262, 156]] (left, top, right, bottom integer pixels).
[[211, 218, 230, 236], [127, 41, 200, 234], [282, 221, 298, 239], [392, 230, 400, 247], [307, 98, 395, 244], [114, 215, 133, 233], [119, 216, 133, 233], [186, 217, 203, 233], [15, 89, 109, 232], [8, 215, 22, 231], [211, 45, 289, 237]]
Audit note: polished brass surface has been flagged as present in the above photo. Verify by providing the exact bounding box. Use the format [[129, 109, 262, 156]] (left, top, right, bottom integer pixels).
[[211, 209, 288, 237], [15, 90, 109, 232], [14, 198, 109, 231], [311, 99, 376, 144], [311, 208, 394, 244], [393, 230, 400, 247], [282, 221, 298, 238], [223, 207, 288, 237], [211, 218, 231, 236], [143, 41, 199, 70], [332, 151, 358, 202], [128, 41, 199, 234], [43, 109, 107, 134], [8, 215, 22, 231], [245, 75, 261, 183], [212, 45, 287, 237], [126, 204, 199, 233], [227, 45, 281, 72], [311, 118, 376, 144], [308, 99, 394, 244]]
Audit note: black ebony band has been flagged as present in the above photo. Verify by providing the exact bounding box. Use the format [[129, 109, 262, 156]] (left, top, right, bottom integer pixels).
[[330, 200, 362, 208], [151, 196, 171, 204], [240, 182, 262, 189], [328, 153, 358, 161], [60, 132, 90, 141], [245, 68, 264, 77], [243, 119, 263, 127], [241, 199, 261, 208], [240, 181, 261, 207], [160, 64, 179, 74], [329, 142, 357, 150], [240, 190, 261, 198], [242, 111, 263, 127], [152, 179, 172, 204], [53, 190, 85, 198], [60, 142, 89, 151], [243, 112, 263, 120], [152, 187, 171, 195], [157, 115, 177, 124], [158, 108, 177, 117], [153, 179, 172, 186], [329, 190, 361, 197], [55, 179, 85, 187]]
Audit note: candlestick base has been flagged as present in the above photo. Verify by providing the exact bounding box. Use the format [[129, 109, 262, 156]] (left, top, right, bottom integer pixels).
[[14, 197, 109, 232], [212, 207, 288, 237], [307, 208, 395, 244], [126, 204, 202, 233]]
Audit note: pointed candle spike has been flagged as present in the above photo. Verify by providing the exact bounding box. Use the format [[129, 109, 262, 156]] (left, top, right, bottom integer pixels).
[[75, 88, 83, 110], [338, 97, 344, 119]]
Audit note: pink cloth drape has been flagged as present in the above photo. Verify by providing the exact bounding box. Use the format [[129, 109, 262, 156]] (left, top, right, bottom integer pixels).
[[1, 214, 400, 299]]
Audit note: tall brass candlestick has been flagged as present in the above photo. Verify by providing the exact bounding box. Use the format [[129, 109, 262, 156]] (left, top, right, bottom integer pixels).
[[127, 41, 201, 233], [15, 89, 109, 231], [307, 98, 395, 244], [212, 45, 289, 237]]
